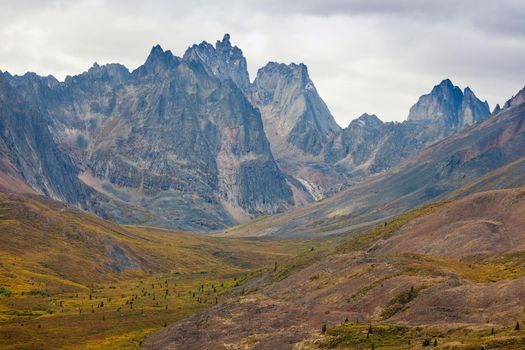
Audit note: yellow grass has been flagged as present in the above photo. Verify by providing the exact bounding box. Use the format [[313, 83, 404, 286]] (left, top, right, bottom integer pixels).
[[0, 193, 313, 349]]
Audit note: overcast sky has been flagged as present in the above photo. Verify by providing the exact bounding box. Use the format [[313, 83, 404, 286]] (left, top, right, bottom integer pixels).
[[1, 0, 524, 125]]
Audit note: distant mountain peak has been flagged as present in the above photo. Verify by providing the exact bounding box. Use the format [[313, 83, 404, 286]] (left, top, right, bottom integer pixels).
[[359, 112, 382, 121], [408, 79, 490, 128], [81, 62, 130, 86], [436, 78, 460, 92], [263, 61, 308, 73], [183, 34, 250, 92], [134, 44, 179, 76], [251, 61, 340, 157], [349, 113, 383, 128], [148, 44, 165, 58], [256, 62, 311, 94], [144, 44, 176, 65], [439, 78, 454, 86]]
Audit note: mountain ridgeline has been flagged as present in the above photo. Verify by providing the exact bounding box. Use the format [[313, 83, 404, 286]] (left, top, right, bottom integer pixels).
[[0, 34, 498, 230]]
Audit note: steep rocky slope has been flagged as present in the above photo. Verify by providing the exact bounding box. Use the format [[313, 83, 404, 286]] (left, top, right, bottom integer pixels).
[[250, 62, 346, 199], [0, 73, 92, 204], [503, 85, 525, 110], [144, 188, 525, 349], [3, 35, 293, 230], [251, 62, 341, 157]]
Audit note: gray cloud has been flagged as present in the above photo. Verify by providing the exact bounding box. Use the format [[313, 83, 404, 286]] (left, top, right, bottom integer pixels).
[[0, 0, 524, 124]]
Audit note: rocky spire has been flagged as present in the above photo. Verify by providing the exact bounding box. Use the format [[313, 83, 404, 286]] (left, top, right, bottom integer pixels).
[[135, 44, 179, 76], [251, 61, 340, 156], [182, 34, 250, 92], [217, 33, 231, 47]]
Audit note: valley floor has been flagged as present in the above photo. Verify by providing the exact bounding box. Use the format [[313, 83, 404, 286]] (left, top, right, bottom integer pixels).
[[143, 189, 525, 349], [4, 189, 525, 349], [0, 192, 314, 349], [0, 270, 239, 349]]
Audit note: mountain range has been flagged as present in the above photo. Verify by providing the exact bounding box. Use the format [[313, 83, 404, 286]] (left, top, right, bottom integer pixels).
[[2, 33, 525, 349], [224, 86, 525, 239], [0, 34, 497, 231]]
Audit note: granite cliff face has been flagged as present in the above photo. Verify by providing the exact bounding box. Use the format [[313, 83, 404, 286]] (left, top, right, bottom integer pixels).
[[0, 73, 91, 204], [251, 62, 340, 156], [250, 62, 346, 199], [1, 36, 293, 230], [183, 34, 250, 93]]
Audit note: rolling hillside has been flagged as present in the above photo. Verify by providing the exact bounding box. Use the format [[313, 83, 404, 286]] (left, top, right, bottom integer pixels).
[[144, 188, 525, 349]]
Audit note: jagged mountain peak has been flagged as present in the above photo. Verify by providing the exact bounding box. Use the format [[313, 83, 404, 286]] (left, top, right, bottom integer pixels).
[[3, 71, 61, 93], [257, 62, 309, 83], [85, 62, 130, 83], [148, 44, 167, 57], [134, 44, 180, 76], [60, 62, 132, 88], [462, 86, 487, 105], [439, 78, 454, 87], [435, 78, 461, 95], [216, 33, 232, 48], [407, 79, 490, 128], [251, 60, 340, 157], [253, 61, 319, 106], [263, 61, 307, 70], [9, 71, 59, 85], [182, 34, 250, 92], [463, 86, 474, 95], [147, 44, 177, 62], [248, 59, 344, 198]]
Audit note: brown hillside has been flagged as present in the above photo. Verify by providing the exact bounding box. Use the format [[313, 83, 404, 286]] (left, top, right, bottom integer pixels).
[[144, 188, 525, 349], [376, 189, 525, 258]]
